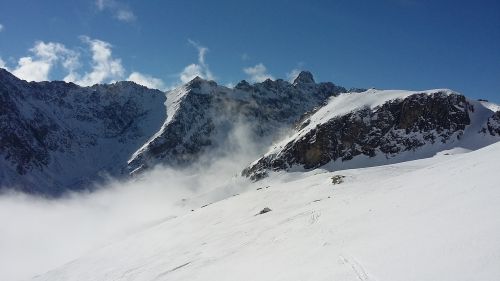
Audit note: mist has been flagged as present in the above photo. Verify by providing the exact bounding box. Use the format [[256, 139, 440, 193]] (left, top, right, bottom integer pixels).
[[0, 122, 273, 281]]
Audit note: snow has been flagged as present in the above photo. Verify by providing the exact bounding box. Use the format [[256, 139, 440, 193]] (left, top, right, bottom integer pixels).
[[2, 70, 500, 280], [31, 141, 500, 281], [265, 89, 456, 156], [480, 100, 500, 112], [128, 85, 184, 163], [302, 89, 454, 134], [259, 89, 498, 172]]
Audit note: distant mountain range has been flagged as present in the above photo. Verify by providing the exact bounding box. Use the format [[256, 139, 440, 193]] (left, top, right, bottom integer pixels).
[[1, 68, 499, 196]]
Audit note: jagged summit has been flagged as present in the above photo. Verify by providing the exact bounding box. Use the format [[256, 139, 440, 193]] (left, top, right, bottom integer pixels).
[[293, 70, 315, 85], [126, 70, 348, 175], [1, 67, 499, 195], [0, 68, 166, 195], [188, 76, 206, 84], [184, 76, 218, 93], [235, 80, 252, 90]]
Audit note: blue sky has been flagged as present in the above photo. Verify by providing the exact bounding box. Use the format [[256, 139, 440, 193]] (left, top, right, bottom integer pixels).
[[0, 0, 499, 101]]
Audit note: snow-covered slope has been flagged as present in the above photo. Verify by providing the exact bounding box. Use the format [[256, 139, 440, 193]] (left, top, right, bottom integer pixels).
[[32, 141, 500, 281], [243, 89, 500, 179]]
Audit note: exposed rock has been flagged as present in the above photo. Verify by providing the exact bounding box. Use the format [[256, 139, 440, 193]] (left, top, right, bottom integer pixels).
[[293, 71, 315, 85], [487, 111, 500, 136], [257, 207, 272, 215], [235, 80, 252, 91], [0, 69, 166, 195], [1, 66, 498, 195], [331, 175, 345, 185], [243, 92, 474, 180], [127, 74, 347, 173], [0, 68, 347, 195]]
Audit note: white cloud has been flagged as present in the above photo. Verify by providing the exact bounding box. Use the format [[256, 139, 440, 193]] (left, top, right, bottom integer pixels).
[[5, 37, 158, 88], [96, 0, 136, 22], [243, 63, 274, 83], [73, 36, 125, 86], [286, 68, 301, 83], [11, 41, 79, 82], [127, 72, 165, 90], [0, 24, 4, 32], [241, 53, 250, 61], [189, 39, 208, 66], [180, 64, 205, 84], [12, 57, 51, 82], [3, 37, 171, 89], [178, 40, 214, 84], [0, 57, 6, 69]]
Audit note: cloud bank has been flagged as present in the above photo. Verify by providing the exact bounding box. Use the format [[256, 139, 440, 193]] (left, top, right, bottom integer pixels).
[[2, 37, 294, 91], [3, 37, 165, 89], [11, 41, 79, 82], [0, 121, 265, 281]]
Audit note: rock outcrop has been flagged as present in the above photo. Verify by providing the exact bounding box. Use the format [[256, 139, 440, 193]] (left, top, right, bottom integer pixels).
[[487, 111, 500, 136], [242, 91, 489, 180]]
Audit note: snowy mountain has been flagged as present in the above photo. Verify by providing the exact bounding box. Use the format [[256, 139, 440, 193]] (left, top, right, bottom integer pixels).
[[127, 72, 348, 174], [0, 68, 166, 195], [31, 140, 500, 281], [2, 67, 500, 281], [0, 69, 348, 195], [1, 67, 499, 196], [243, 89, 500, 180]]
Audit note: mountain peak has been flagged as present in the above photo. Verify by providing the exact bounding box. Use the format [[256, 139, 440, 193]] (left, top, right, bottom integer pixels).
[[293, 71, 315, 85], [235, 80, 252, 90], [186, 76, 218, 89], [0, 67, 20, 82]]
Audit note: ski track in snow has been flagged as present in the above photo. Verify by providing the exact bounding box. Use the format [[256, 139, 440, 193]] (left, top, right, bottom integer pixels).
[[339, 255, 373, 281]]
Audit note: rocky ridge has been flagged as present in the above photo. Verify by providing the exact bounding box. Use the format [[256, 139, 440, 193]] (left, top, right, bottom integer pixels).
[[0, 68, 166, 194], [126, 72, 348, 174], [0, 69, 348, 195], [242, 90, 500, 180]]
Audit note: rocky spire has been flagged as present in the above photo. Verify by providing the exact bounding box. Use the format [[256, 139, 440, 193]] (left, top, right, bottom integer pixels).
[[293, 71, 315, 85]]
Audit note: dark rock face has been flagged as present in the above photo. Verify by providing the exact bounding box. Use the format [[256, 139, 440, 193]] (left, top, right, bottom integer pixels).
[[257, 207, 272, 215], [293, 71, 315, 85], [487, 111, 500, 136], [0, 69, 166, 195], [127, 73, 348, 173], [243, 92, 472, 180]]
